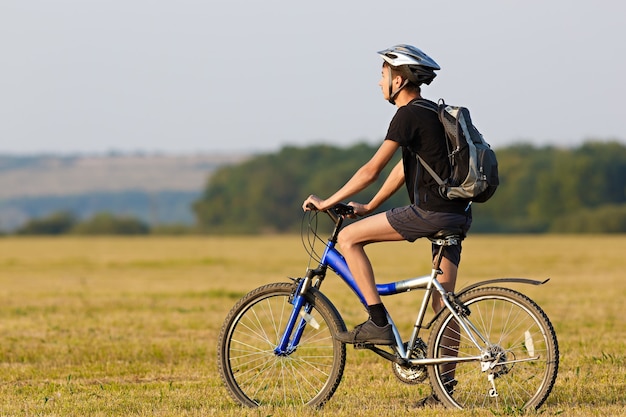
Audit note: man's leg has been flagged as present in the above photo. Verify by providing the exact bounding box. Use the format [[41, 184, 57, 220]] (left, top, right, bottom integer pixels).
[[333, 212, 404, 345], [432, 256, 460, 384], [431, 256, 457, 311], [337, 212, 404, 305]]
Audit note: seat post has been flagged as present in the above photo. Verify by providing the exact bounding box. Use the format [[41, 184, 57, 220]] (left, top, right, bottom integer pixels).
[[432, 243, 446, 271]]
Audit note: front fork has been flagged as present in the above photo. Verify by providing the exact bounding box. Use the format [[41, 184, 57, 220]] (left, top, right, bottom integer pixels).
[[274, 275, 319, 355]]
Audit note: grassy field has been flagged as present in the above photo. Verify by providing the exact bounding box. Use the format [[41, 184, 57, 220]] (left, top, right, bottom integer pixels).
[[0, 235, 624, 416]]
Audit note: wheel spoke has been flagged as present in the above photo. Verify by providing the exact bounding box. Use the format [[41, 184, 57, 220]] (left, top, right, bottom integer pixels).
[[218, 283, 346, 407], [428, 287, 558, 411]]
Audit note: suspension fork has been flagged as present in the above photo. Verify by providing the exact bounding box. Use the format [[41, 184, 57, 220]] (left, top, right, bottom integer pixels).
[[274, 268, 326, 355], [273, 231, 349, 356]]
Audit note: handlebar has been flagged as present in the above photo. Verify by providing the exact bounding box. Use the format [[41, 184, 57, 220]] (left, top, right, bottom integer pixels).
[[304, 202, 354, 246], [306, 203, 354, 224]]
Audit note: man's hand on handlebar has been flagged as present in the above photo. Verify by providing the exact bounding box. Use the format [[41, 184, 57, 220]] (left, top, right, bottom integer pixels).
[[345, 201, 371, 217], [303, 195, 361, 219], [302, 195, 325, 212]]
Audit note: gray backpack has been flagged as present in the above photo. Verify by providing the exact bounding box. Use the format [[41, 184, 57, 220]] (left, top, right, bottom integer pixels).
[[413, 99, 499, 203]]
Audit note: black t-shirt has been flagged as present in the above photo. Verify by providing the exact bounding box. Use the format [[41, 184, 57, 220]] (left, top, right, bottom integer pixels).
[[385, 98, 470, 214]]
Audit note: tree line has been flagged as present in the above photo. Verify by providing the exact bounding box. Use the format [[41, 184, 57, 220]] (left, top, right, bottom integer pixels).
[[9, 141, 626, 235], [193, 141, 626, 234], [12, 212, 151, 235]]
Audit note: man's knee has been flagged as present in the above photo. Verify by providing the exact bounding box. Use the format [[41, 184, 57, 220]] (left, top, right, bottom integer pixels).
[[337, 228, 353, 249], [337, 224, 362, 250]]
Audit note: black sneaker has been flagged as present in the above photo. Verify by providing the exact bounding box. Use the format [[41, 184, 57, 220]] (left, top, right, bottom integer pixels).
[[414, 394, 441, 408], [334, 319, 394, 345], [414, 378, 457, 408], [443, 378, 458, 394]]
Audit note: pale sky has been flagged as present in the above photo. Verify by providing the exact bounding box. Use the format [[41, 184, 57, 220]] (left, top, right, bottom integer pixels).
[[1, 1, 624, 155]]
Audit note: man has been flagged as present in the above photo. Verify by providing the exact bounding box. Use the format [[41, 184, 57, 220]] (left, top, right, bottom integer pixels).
[[302, 44, 472, 346]]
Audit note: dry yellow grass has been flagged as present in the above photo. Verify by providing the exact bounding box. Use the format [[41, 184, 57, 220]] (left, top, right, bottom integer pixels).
[[0, 235, 624, 416]]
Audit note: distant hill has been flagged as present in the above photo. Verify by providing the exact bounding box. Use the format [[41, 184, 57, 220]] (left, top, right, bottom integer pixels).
[[0, 153, 247, 198], [0, 153, 247, 231]]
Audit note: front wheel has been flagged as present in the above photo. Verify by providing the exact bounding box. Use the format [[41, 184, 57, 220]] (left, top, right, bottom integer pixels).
[[217, 282, 347, 407], [428, 287, 559, 410]]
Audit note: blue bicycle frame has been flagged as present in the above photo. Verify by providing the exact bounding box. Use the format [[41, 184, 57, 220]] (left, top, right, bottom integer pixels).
[[274, 205, 547, 366], [275, 239, 439, 358]]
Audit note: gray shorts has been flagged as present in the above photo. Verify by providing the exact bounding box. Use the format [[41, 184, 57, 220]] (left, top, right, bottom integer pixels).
[[386, 205, 472, 266]]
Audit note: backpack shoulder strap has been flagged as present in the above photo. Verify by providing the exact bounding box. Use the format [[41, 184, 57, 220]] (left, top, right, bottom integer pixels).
[[411, 98, 438, 114], [410, 99, 447, 186], [416, 155, 446, 186]]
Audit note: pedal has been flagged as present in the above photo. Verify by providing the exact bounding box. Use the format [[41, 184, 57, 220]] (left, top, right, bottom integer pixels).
[[353, 342, 374, 350]]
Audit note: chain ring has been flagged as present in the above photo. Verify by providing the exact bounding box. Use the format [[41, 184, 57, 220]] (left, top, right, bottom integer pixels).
[[392, 341, 428, 384]]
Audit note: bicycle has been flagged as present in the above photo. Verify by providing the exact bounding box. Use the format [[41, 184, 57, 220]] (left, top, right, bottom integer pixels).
[[217, 203, 559, 410]]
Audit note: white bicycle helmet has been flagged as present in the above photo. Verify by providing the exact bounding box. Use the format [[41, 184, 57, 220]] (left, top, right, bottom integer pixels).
[[377, 44, 440, 104]]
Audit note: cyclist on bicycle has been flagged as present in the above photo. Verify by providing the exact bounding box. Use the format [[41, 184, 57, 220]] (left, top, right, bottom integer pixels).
[[302, 44, 472, 346]]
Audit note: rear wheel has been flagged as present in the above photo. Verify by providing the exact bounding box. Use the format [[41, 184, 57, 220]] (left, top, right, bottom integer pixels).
[[217, 282, 346, 407], [428, 287, 559, 410]]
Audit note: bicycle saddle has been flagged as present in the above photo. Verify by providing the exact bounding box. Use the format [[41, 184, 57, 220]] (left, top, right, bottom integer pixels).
[[428, 229, 463, 246], [431, 229, 462, 239]]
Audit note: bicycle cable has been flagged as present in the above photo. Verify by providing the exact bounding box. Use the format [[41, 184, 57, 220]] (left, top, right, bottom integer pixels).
[[300, 209, 326, 267]]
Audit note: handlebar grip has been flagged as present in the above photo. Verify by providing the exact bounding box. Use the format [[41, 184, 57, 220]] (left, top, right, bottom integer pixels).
[[305, 202, 353, 224]]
